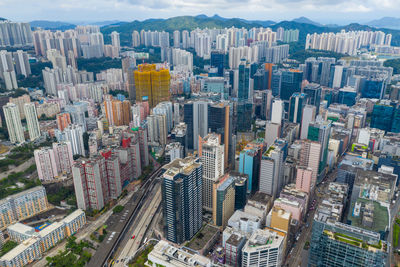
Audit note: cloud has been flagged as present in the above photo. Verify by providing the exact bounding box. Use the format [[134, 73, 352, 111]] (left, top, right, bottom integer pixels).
[[1, 0, 400, 23]]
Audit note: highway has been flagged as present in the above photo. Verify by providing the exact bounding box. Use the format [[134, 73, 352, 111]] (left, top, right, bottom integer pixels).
[[113, 182, 162, 266], [33, 191, 135, 267], [87, 166, 163, 267]]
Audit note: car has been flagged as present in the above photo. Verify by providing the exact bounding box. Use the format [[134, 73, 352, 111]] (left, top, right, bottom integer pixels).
[[132, 235, 135, 239]]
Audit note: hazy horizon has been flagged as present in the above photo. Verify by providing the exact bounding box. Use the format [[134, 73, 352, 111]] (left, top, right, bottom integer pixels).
[[1, 0, 400, 25]]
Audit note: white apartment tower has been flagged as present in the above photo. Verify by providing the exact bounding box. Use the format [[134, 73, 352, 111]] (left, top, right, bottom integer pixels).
[[199, 133, 225, 211], [24, 103, 41, 141], [3, 103, 24, 143]]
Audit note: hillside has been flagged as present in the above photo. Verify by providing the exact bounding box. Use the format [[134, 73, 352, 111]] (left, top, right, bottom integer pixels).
[[368, 17, 400, 30], [101, 15, 263, 46], [100, 15, 400, 47], [30, 20, 76, 30]]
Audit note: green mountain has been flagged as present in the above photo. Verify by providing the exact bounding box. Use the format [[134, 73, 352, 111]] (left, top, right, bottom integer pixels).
[[101, 15, 263, 46], [30, 20, 76, 30], [101, 15, 400, 47]]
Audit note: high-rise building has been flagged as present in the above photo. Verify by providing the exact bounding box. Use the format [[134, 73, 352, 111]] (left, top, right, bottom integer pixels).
[[303, 83, 321, 114], [173, 30, 180, 48], [52, 141, 74, 175], [12, 50, 31, 77], [295, 166, 313, 194], [134, 64, 170, 107], [370, 101, 396, 132], [299, 139, 321, 186], [259, 139, 287, 198], [309, 220, 388, 267], [56, 113, 71, 131], [147, 114, 167, 146], [232, 173, 248, 210], [153, 101, 174, 132], [161, 156, 203, 244], [9, 94, 31, 120], [110, 31, 120, 54], [360, 78, 386, 99], [300, 105, 316, 139], [183, 100, 209, 150], [271, 99, 284, 126], [34, 147, 59, 181], [308, 120, 331, 178], [210, 50, 225, 77], [208, 102, 232, 167], [238, 60, 251, 101], [213, 175, 235, 227], [0, 21, 33, 47], [72, 156, 109, 211], [3, 103, 24, 143], [288, 92, 308, 123], [199, 133, 224, 211], [239, 138, 265, 194], [264, 121, 281, 148], [24, 103, 40, 141], [242, 228, 286, 267], [104, 97, 131, 126], [280, 69, 303, 101], [131, 30, 140, 47], [0, 50, 18, 90], [56, 124, 85, 156]]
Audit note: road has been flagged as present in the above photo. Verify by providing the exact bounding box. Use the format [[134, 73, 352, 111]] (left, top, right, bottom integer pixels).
[[388, 193, 400, 267], [87, 166, 163, 267], [33, 191, 135, 267], [287, 166, 339, 267], [113, 183, 162, 266]]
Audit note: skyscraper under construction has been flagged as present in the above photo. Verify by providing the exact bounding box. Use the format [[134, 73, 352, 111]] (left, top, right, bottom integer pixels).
[[134, 64, 170, 107]]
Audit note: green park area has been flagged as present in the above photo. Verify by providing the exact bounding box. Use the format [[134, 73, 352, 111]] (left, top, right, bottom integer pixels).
[[45, 237, 93, 267]]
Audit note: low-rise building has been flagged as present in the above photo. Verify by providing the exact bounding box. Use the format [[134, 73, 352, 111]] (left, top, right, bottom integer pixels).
[[146, 240, 212, 267], [242, 228, 286, 267]]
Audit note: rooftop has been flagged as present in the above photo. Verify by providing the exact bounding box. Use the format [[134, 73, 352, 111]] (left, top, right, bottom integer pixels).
[[244, 228, 285, 251], [162, 156, 201, 179], [186, 224, 220, 252], [248, 192, 272, 206], [0, 237, 41, 261], [226, 232, 246, 247], [149, 240, 211, 267], [7, 223, 35, 236], [62, 209, 85, 224], [347, 197, 389, 234]]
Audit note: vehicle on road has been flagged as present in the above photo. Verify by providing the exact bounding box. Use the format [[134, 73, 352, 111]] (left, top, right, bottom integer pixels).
[[131, 235, 135, 239]]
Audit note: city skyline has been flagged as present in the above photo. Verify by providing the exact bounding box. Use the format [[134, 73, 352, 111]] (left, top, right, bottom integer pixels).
[[1, 0, 400, 25]]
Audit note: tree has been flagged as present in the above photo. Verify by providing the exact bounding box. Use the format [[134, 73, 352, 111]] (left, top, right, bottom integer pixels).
[[113, 205, 124, 213], [0, 241, 18, 256]]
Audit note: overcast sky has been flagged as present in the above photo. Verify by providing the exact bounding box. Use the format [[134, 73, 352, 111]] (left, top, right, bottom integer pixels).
[[0, 0, 399, 24]]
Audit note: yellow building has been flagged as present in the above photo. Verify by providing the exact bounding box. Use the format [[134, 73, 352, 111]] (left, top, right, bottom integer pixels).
[[134, 64, 170, 107], [270, 206, 291, 233], [212, 174, 235, 228]]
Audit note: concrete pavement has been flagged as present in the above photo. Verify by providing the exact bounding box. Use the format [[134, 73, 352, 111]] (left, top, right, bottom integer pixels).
[[114, 184, 161, 266], [32, 191, 134, 267]]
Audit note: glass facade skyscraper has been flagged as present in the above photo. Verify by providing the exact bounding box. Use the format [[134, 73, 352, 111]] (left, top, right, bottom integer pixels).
[[280, 69, 303, 101], [309, 221, 388, 267], [161, 156, 203, 244]]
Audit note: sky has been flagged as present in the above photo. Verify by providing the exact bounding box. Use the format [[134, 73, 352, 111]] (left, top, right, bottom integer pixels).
[[1, 0, 400, 24]]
